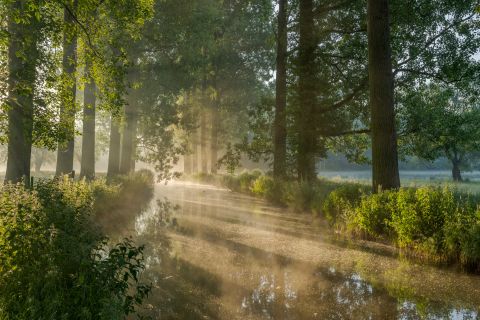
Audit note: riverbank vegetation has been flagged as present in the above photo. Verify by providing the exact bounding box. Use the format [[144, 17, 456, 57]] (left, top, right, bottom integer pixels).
[[191, 172, 480, 272], [0, 171, 154, 319]]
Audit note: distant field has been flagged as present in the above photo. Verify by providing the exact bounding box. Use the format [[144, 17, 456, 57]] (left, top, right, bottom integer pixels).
[[319, 170, 480, 194]]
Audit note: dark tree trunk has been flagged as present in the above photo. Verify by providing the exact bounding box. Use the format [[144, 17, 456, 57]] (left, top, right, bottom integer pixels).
[[5, 0, 37, 185], [107, 115, 121, 178], [80, 71, 96, 180], [451, 153, 463, 182], [210, 101, 219, 174], [296, 0, 317, 182], [56, 3, 78, 176], [200, 106, 208, 174], [119, 96, 138, 175], [452, 161, 462, 182], [367, 0, 400, 192], [273, 0, 288, 179]]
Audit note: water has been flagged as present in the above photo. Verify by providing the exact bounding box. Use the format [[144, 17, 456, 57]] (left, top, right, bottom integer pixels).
[[107, 182, 480, 319], [318, 170, 480, 182]]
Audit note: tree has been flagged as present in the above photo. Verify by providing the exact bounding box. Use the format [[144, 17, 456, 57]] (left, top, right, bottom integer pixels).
[[119, 91, 138, 175], [56, 0, 78, 176], [4, 0, 39, 184], [107, 115, 121, 178], [367, 0, 400, 192], [80, 63, 96, 180], [400, 84, 480, 181], [31, 147, 55, 174], [296, 0, 317, 182], [273, 0, 288, 179]]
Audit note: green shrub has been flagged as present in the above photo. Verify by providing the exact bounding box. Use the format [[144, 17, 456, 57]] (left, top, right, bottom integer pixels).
[[350, 190, 396, 239], [0, 178, 151, 319], [322, 184, 368, 225], [251, 175, 287, 205], [389, 187, 455, 253], [285, 181, 320, 212]]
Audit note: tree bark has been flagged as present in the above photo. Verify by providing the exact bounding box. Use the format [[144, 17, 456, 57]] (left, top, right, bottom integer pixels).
[[296, 0, 317, 182], [107, 115, 121, 178], [367, 0, 400, 192], [80, 70, 96, 180], [119, 95, 138, 175], [210, 100, 219, 174], [452, 160, 463, 182], [5, 0, 38, 185], [200, 105, 208, 174], [273, 0, 288, 179], [56, 2, 78, 176]]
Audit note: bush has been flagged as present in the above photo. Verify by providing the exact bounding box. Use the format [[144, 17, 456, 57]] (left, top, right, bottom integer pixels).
[[389, 187, 455, 253], [221, 171, 259, 193], [350, 190, 396, 239], [251, 175, 286, 205], [0, 178, 151, 319], [322, 184, 368, 225]]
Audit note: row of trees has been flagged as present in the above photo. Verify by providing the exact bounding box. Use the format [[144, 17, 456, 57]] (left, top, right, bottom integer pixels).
[[1, 0, 478, 188], [260, 0, 479, 190], [1, 0, 155, 185]]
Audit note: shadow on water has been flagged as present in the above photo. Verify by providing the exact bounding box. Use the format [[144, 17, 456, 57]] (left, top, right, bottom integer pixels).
[[107, 182, 480, 320]]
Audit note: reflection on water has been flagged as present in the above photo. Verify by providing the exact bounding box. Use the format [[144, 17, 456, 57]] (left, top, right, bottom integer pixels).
[[106, 182, 480, 320]]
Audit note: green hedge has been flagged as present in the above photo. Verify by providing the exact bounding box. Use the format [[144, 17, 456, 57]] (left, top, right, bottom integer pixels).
[[326, 186, 480, 269], [0, 173, 153, 319]]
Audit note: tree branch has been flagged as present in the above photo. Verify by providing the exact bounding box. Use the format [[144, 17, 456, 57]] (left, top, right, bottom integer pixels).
[[394, 68, 469, 84], [61, 1, 100, 57], [395, 12, 476, 68], [322, 128, 370, 137], [314, 0, 354, 18], [318, 77, 368, 113]]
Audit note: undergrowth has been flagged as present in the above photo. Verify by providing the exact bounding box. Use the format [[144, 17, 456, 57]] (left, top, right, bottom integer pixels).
[[0, 171, 155, 319], [193, 171, 480, 272]]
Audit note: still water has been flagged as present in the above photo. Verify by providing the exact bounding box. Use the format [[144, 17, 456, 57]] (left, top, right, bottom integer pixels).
[[108, 182, 480, 320]]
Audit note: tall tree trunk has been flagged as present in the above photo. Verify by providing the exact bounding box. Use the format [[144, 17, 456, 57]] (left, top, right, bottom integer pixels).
[[452, 161, 462, 182], [119, 96, 138, 174], [296, 0, 316, 182], [107, 115, 121, 178], [273, 0, 288, 179], [200, 106, 208, 174], [368, 0, 400, 192], [210, 106, 219, 174], [80, 69, 96, 180], [56, 2, 78, 176], [5, 0, 37, 185]]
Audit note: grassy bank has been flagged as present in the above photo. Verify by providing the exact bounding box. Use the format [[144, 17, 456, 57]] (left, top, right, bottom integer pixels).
[[0, 170, 154, 319], [191, 172, 480, 272]]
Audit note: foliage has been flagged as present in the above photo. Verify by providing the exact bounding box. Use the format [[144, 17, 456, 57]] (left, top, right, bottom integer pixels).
[[0, 177, 151, 319], [217, 143, 242, 175], [251, 174, 286, 205], [399, 84, 480, 180], [218, 171, 480, 270], [322, 184, 370, 225]]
